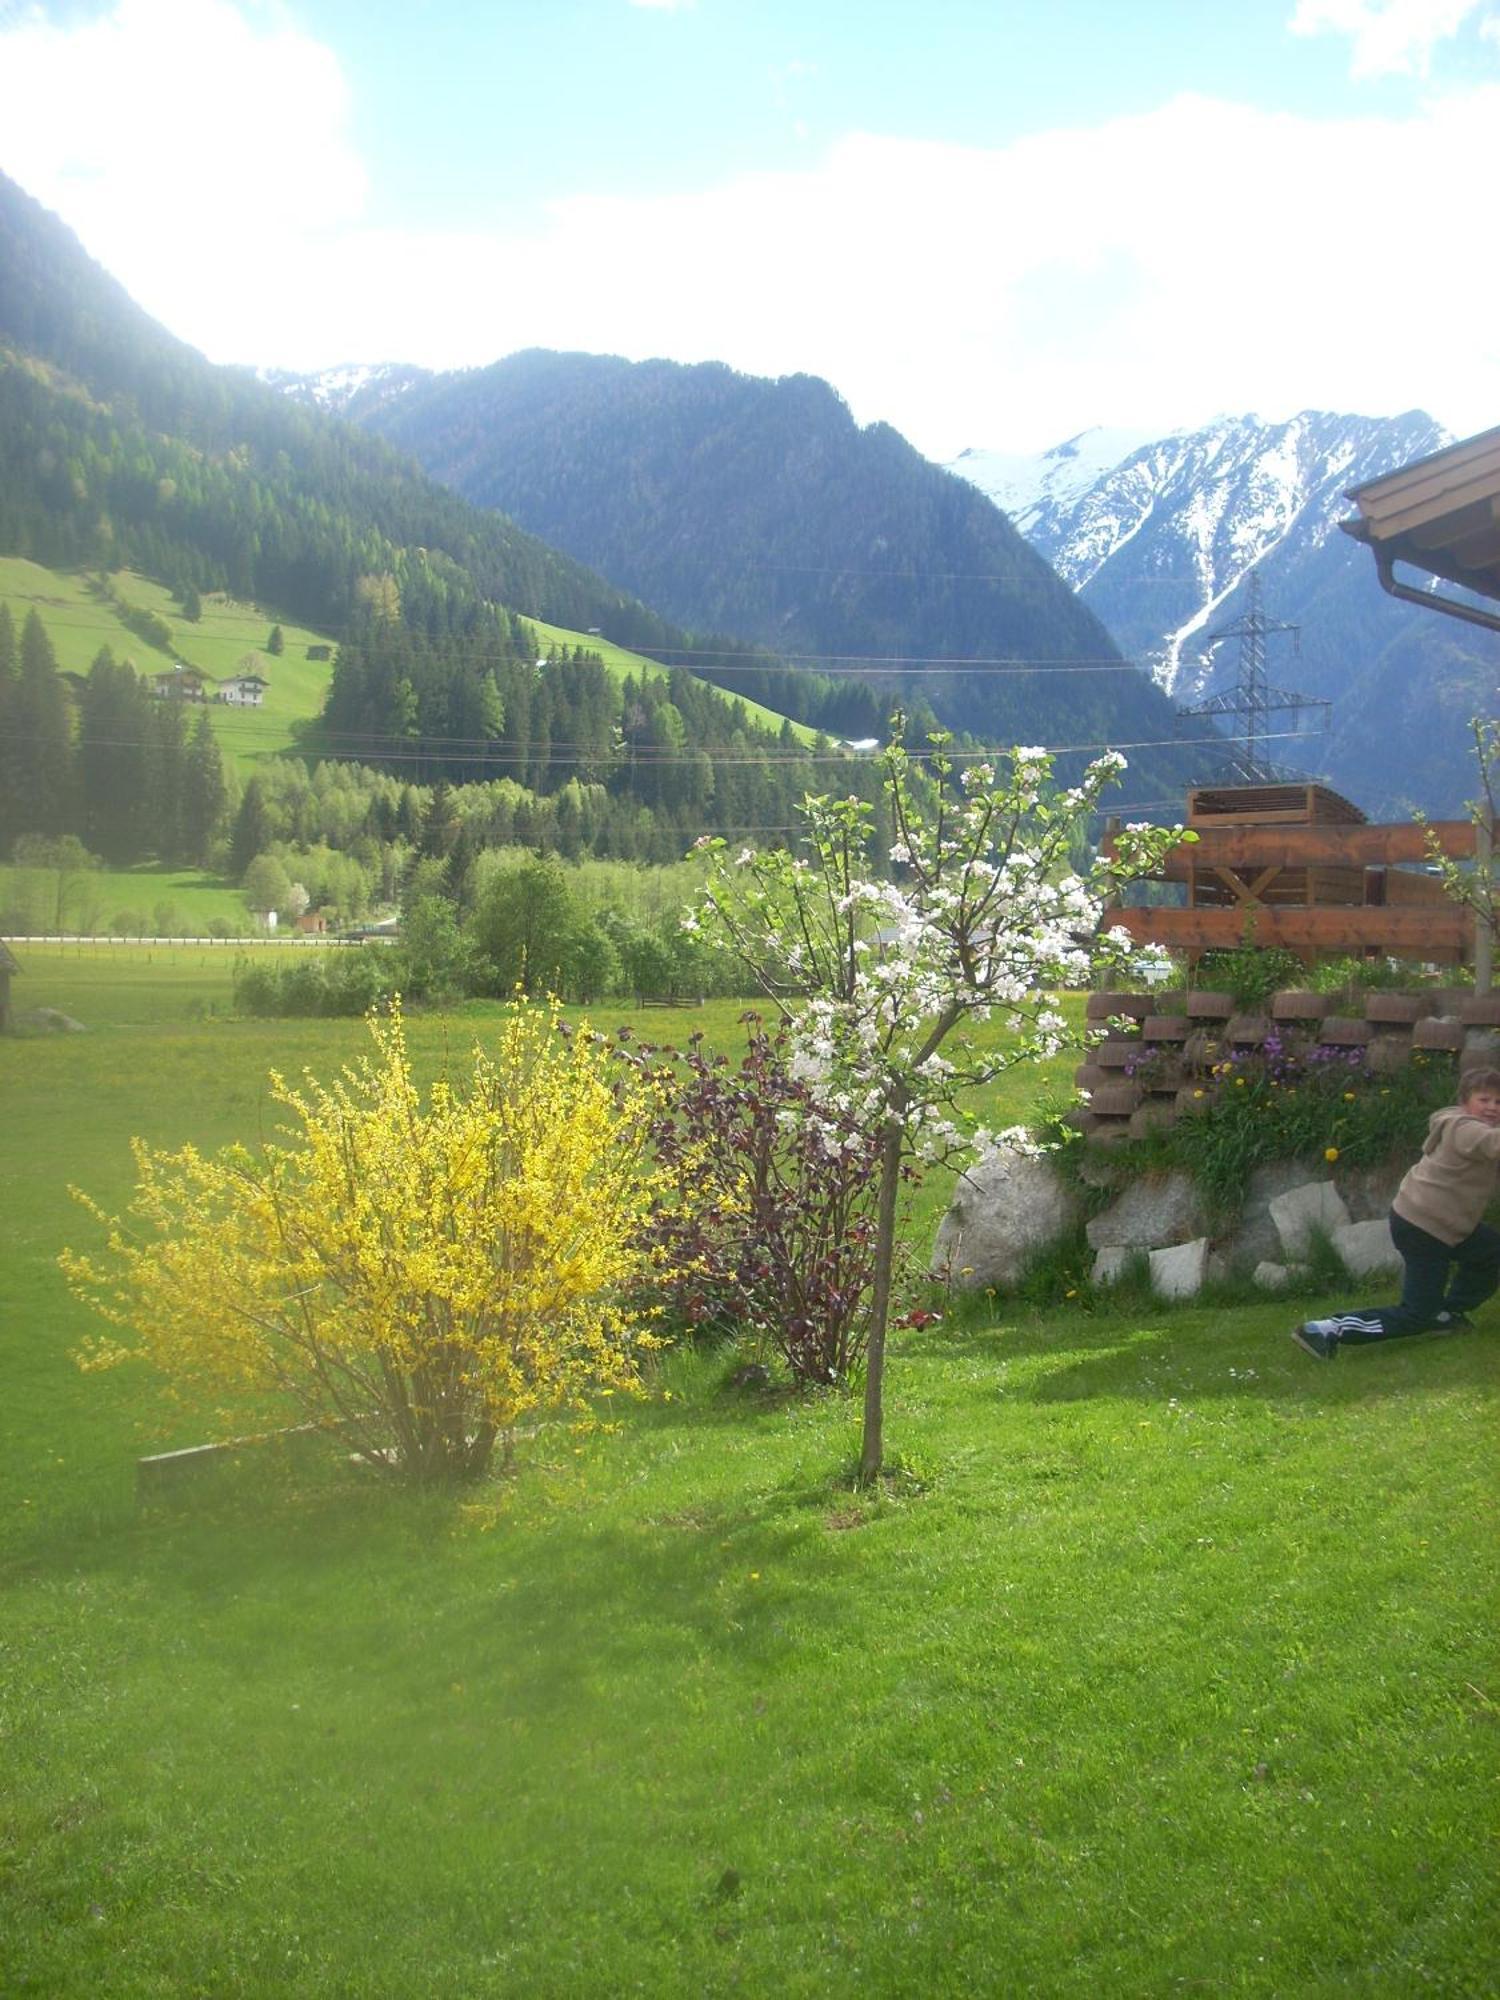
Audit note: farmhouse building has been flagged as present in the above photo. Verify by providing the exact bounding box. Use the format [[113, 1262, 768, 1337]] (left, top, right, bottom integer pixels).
[[219, 671, 269, 707], [148, 664, 207, 701]]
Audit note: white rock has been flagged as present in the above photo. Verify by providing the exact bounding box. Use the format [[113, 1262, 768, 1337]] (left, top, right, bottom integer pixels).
[[1149, 1236, 1210, 1300], [1333, 1217, 1401, 1278], [931, 1153, 1079, 1289], [1269, 1181, 1350, 1259]]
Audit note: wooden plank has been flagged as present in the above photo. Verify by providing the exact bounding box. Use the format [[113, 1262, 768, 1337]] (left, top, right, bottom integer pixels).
[[1144, 820, 1475, 873], [1107, 906, 1471, 952]]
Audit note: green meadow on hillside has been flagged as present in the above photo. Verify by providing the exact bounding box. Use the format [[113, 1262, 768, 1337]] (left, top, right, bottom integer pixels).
[[1, 955, 1495, 1996], [0, 559, 816, 783]]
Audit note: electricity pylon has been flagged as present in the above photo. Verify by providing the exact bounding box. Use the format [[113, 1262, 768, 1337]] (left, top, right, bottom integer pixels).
[[1178, 570, 1330, 783]]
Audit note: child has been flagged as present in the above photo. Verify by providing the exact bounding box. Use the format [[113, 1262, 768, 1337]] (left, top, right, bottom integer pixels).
[[1293, 1065, 1500, 1360]]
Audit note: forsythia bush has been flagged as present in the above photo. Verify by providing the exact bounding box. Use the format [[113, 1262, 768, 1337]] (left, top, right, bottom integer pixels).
[[61, 1000, 670, 1486]]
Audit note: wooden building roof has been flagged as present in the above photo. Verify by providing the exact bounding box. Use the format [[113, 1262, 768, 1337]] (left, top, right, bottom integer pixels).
[[1187, 782, 1366, 828], [1340, 424, 1500, 630]]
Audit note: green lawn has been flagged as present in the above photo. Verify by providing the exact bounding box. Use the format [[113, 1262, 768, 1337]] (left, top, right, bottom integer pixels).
[[0, 864, 261, 939], [1, 963, 1495, 1996]]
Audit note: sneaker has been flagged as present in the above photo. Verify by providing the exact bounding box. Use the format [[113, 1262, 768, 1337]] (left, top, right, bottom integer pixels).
[[1292, 1318, 1340, 1361], [1431, 1311, 1472, 1334]]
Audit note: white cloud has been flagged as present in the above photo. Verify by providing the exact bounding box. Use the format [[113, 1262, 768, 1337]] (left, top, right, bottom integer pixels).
[[1, 0, 366, 281], [1288, 0, 1489, 77], [2, 1, 1495, 457]]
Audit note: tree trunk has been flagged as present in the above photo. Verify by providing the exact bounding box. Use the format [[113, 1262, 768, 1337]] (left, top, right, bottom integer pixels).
[[859, 1117, 905, 1484]]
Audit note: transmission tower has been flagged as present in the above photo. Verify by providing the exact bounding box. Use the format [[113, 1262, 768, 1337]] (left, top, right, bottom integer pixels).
[[1178, 570, 1330, 784]]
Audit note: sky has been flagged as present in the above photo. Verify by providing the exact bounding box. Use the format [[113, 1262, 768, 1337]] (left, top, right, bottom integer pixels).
[[1, 0, 1497, 457]]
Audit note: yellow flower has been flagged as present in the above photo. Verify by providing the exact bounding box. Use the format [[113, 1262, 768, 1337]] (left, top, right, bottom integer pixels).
[[1324, 1146, 1340, 1163], [1343, 1091, 1357, 1102], [1235, 1077, 1246, 1087], [1192, 1089, 1205, 1099]]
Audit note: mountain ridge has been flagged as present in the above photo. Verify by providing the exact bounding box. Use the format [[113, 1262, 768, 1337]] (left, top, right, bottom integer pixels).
[[946, 410, 1497, 817]]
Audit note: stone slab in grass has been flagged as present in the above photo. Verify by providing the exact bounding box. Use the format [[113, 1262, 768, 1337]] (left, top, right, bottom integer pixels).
[[1270, 1179, 1351, 1258], [1334, 1217, 1402, 1277], [1093, 1245, 1132, 1285], [1253, 1259, 1307, 1290], [1149, 1236, 1209, 1299]]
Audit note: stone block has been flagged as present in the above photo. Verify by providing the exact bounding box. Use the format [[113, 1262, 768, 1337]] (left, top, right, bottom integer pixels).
[[1362, 992, 1428, 1024], [1460, 995, 1500, 1027], [1271, 990, 1327, 1020], [1269, 1180, 1350, 1258], [1086, 990, 1155, 1021], [1129, 1102, 1177, 1138], [1429, 987, 1471, 1017], [1317, 1016, 1371, 1045], [1182, 1029, 1223, 1068], [1091, 1081, 1142, 1116], [1413, 1017, 1464, 1052], [1462, 1028, 1500, 1074], [1226, 1013, 1272, 1044], [1185, 990, 1235, 1018], [1366, 1031, 1413, 1075], [1149, 1236, 1210, 1300], [1142, 1014, 1189, 1041], [1093, 1038, 1140, 1069], [1175, 1084, 1212, 1114], [1073, 1063, 1111, 1094], [1087, 1170, 1202, 1250], [1333, 1217, 1401, 1278]]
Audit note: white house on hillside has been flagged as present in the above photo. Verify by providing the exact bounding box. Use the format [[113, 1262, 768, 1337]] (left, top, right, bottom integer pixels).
[[219, 671, 270, 707]]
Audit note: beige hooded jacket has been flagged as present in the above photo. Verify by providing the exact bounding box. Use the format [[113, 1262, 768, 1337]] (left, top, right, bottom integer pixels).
[[1392, 1104, 1500, 1246]]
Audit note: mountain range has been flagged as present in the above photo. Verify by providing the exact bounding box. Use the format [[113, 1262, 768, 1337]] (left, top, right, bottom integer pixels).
[[946, 412, 1498, 817], [270, 351, 1204, 809]]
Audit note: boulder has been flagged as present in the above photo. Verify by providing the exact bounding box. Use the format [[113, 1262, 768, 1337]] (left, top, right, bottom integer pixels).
[[1333, 1218, 1401, 1278], [1217, 1162, 1320, 1270], [1150, 1237, 1210, 1299], [1086, 1170, 1202, 1251], [931, 1153, 1079, 1289], [17, 1008, 87, 1033], [1269, 1180, 1351, 1258]]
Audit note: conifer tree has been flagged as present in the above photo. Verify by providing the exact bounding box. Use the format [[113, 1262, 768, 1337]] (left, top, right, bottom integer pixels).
[[230, 777, 274, 879], [78, 647, 152, 863], [1, 610, 74, 849], [181, 710, 228, 866]]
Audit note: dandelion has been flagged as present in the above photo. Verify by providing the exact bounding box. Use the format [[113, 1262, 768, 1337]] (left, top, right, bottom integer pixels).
[[1343, 1091, 1357, 1102], [1325, 1146, 1340, 1162]]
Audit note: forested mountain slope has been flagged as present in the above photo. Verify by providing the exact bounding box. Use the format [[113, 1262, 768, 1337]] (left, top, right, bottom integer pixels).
[[284, 349, 1206, 805], [0, 173, 882, 863]]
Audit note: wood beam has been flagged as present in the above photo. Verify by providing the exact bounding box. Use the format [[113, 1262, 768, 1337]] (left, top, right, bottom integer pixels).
[[1107, 906, 1471, 952], [1134, 820, 1475, 875]]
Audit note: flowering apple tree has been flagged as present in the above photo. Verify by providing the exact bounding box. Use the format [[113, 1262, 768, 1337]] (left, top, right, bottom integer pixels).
[[691, 728, 1180, 1480]]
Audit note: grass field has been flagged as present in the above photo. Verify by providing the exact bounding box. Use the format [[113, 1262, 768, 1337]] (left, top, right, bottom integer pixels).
[[2, 957, 1495, 1996], [0, 864, 263, 939]]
